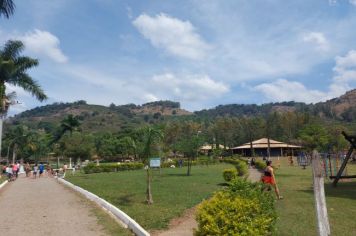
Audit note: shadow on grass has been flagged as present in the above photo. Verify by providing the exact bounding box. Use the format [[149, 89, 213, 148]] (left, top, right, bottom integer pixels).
[[325, 181, 356, 200], [297, 181, 356, 200], [166, 173, 189, 177], [217, 182, 230, 187], [115, 194, 136, 206]]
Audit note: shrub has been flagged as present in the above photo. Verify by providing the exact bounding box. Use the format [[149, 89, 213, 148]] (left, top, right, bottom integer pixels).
[[195, 178, 276, 236], [255, 160, 267, 171], [235, 160, 248, 176], [223, 168, 237, 182], [221, 159, 248, 176], [83, 162, 144, 174]]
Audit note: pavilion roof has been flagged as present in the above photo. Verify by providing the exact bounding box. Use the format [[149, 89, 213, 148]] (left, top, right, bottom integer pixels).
[[231, 138, 302, 149]]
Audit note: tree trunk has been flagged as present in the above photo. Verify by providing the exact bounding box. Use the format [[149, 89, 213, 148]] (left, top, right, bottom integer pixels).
[[12, 143, 16, 164], [0, 117, 3, 160], [267, 137, 271, 159], [146, 168, 153, 204], [187, 156, 191, 176]]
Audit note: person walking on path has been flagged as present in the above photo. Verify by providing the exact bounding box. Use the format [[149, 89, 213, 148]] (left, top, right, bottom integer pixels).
[[39, 163, 45, 178], [12, 163, 18, 179], [261, 160, 283, 199], [16, 162, 20, 177], [33, 164, 38, 179], [6, 165, 13, 181], [25, 163, 31, 177]]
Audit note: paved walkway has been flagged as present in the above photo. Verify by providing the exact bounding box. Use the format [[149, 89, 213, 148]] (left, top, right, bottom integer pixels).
[[248, 167, 262, 182], [0, 175, 107, 236]]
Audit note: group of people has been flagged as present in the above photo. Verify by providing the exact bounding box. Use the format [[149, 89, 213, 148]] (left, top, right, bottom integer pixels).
[[24, 163, 46, 178], [2, 162, 20, 181], [1, 162, 58, 181]]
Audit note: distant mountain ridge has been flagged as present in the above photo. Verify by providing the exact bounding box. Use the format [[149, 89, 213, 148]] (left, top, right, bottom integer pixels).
[[8, 89, 356, 133]]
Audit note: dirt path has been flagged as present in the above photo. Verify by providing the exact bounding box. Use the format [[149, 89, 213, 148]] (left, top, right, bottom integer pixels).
[[152, 207, 197, 236], [248, 167, 262, 182], [153, 168, 262, 236], [0, 175, 107, 236]]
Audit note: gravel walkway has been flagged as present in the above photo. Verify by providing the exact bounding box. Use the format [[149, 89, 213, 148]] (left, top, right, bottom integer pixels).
[[0, 175, 107, 236]]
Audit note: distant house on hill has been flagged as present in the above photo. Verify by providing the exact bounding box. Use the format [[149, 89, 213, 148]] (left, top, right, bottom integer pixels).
[[231, 138, 302, 157]]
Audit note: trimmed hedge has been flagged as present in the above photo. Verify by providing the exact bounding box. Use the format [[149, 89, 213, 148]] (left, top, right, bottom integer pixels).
[[221, 158, 248, 176], [255, 160, 267, 171], [83, 163, 144, 174], [195, 178, 277, 236], [223, 168, 237, 182], [161, 159, 219, 168]]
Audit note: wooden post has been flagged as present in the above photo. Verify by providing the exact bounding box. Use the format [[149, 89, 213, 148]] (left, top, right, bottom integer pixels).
[[312, 150, 330, 236]]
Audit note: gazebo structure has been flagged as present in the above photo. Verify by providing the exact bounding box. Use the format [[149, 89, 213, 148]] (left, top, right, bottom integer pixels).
[[199, 144, 228, 155], [231, 138, 302, 157]]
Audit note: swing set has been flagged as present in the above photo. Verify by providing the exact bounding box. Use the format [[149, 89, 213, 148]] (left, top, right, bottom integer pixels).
[[327, 132, 356, 186]]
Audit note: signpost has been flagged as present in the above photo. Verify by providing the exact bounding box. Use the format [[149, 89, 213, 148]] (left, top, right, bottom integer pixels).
[[150, 157, 161, 174]]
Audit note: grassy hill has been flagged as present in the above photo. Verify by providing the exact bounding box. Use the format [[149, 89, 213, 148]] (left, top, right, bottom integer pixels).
[[7, 90, 356, 133], [8, 100, 191, 133]]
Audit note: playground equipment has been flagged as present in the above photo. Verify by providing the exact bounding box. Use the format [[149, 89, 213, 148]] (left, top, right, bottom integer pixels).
[[330, 132, 356, 187], [297, 152, 311, 169], [320, 153, 348, 179]]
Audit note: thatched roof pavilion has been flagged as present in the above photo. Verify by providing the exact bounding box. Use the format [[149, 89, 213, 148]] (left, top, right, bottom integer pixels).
[[231, 138, 302, 157]]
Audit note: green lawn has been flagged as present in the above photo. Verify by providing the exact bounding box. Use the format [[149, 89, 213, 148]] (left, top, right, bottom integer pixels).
[[66, 164, 231, 231], [275, 158, 356, 236], [66, 160, 356, 235]]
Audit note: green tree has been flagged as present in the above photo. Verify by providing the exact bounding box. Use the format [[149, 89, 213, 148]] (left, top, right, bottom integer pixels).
[[298, 124, 329, 151], [52, 115, 81, 143], [0, 0, 15, 19], [175, 121, 202, 176], [61, 132, 95, 162], [0, 40, 47, 155], [138, 126, 163, 204], [118, 136, 137, 159]]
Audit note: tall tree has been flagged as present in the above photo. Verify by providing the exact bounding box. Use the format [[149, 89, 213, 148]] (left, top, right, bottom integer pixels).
[[0, 40, 47, 158], [51, 115, 81, 143], [0, 0, 15, 19], [138, 126, 163, 204]]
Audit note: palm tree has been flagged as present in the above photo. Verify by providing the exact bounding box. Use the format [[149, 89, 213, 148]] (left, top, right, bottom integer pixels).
[[0, 0, 15, 19], [139, 126, 163, 204], [60, 114, 81, 135], [119, 136, 136, 159], [51, 114, 81, 145], [0, 40, 47, 159]]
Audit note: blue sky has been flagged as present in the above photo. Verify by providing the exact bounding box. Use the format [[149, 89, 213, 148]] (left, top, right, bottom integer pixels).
[[1, 0, 356, 114]]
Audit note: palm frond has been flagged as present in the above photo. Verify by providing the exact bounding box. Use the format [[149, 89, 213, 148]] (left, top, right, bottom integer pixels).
[[14, 57, 39, 73], [1, 40, 24, 59], [8, 73, 47, 101], [0, 0, 15, 18]]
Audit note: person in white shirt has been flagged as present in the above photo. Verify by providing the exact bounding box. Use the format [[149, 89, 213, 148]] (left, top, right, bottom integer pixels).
[[6, 166, 13, 181]]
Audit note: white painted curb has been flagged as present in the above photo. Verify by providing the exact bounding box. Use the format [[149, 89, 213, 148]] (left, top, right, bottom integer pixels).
[[57, 178, 150, 236], [0, 180, 9, 190]]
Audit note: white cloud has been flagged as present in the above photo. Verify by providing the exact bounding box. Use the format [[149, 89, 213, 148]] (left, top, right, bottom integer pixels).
[[151, 73, 229, 101], [254, 49, 356, 103], [350, 0, 356, 6], [19, 29, 68, 63], [329, 50, 356, 96], [302, 32, 330, 51], [133, 13, 210, 60], [254, 79, 326, 103]]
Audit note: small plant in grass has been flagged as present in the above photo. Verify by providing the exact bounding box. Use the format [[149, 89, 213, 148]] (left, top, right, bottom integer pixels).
[[195, 178, 276, 236], [223, 168, 237, 182]]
